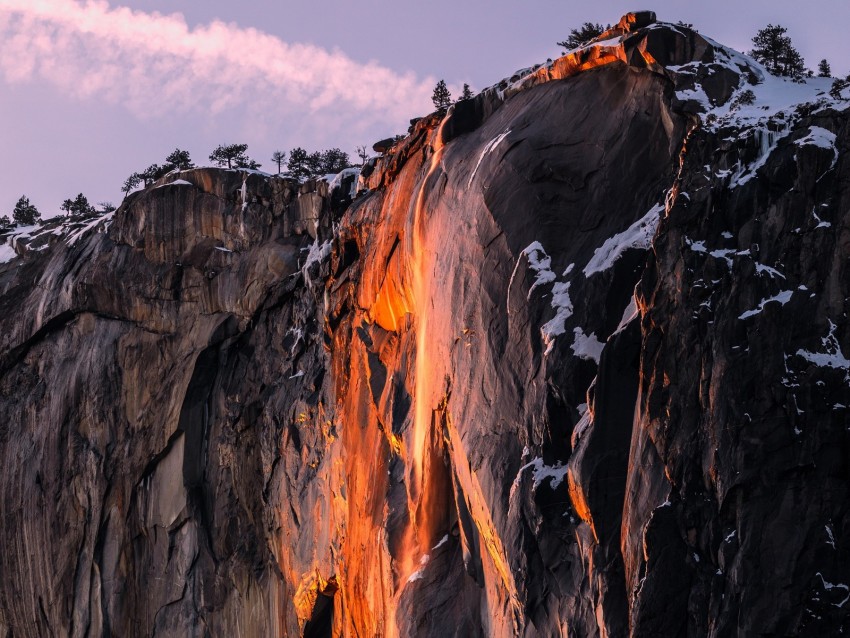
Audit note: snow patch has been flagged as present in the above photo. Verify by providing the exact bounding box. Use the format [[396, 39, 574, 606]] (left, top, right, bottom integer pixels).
[[432, 535, 449, 551], [240, 175, 249, 212], [325, 167, 362, 199], [300, 238, 332, 288], [468, 129, 511, 187], [796, 320, 850, 372], [584, 204, 663, 277], [0, 242, 17, 264], [511, 242, 574, 354], [796, 126, 837, 151], [521, 241, 557, 298], [155, 179, 193, 188], [571, 328, 605, 363], [515, 457, 569, 491], [738, 290, 794, 319], [816, 573, 850, 608], [541, 281, 574, 354], [826, 525, 836, 550]]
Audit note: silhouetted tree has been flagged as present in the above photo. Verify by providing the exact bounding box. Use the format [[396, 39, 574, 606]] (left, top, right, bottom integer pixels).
[[830, 78, 849, 100], [98, 202, 116, 213], [141, 164, 170, 186], [287, 147, 310, 180], [356, 145, 370, 167], [165, 148, 194, 170], [60, 193, 95, 218], [271, 150, 286, 174], [818, 59, 832, 78], [286, 147, 352, 179], [0, 215, 12, 231], [751, 24, 805, 78], [234, 156, 261, 170], [320, 148, 351, 173], [305, 151, 324, 176], [460, 83, 474, 101], [12, 196, 41, 226], [557, 22, 605, 50], [209, 143, 259, 169], [431, 79, 452, 114], [122, 174, 142, 194]]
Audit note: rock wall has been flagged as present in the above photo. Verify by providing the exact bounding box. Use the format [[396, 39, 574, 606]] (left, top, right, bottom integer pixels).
[[0, 15, 848, 638]]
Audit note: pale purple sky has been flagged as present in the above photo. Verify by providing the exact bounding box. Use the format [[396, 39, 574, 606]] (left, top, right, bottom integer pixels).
[[1, 0, 848, 217]]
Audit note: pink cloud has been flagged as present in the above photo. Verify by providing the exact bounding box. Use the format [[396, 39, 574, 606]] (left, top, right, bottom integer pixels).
[[0, 0, 435, 129]]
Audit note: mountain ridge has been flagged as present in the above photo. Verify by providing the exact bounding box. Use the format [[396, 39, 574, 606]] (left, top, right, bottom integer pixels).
[[1, 12, 849, 637]]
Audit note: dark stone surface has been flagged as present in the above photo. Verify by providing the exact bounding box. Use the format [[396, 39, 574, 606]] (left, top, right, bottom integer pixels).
[[0, 16, 848, 638]]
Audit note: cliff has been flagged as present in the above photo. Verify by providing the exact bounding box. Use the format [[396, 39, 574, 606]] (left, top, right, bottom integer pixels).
[[1, 12, 849, 637]]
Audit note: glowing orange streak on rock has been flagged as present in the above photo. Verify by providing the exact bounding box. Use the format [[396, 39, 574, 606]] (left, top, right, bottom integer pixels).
[[396, 118, 449, 588], [443, 409, 523, 632]]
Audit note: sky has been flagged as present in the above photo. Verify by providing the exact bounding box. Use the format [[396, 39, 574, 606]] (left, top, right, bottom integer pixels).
[[1, 0, 848, 217]]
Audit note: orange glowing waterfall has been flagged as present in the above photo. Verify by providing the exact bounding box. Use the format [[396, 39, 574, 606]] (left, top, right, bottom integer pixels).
[[397, 119, 450, 589]]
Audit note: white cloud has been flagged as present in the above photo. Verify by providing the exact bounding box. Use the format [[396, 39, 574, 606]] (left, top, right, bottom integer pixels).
[[0, 0, 434, 133]]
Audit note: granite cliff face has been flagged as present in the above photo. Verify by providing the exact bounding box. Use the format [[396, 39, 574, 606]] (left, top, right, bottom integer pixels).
[[1, 13, 849, 637]]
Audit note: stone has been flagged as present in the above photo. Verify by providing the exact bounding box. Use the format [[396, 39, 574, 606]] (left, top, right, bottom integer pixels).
[[0, 16, 848, 638]]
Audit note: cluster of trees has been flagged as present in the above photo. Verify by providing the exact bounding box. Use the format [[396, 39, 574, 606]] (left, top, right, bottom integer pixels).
[[750, 24, 806, 78], [208, 144, 260, 170], [122, 145, 263, 193], [284, 148, 353, 180], [1, 193, 113, 231], [121, 143, 365, 190], [122, 148, 196, 193], [431, 80, 474, 115], [750, 24, 849, 88], [0, 196, 41, 229]]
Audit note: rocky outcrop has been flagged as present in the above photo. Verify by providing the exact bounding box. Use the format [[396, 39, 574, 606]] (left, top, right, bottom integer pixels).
[[1, 14, 849, 638]]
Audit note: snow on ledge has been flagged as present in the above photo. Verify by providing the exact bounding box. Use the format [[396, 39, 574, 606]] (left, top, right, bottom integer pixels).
[[584, 203, 664, 278], [571, 327, 605, 363]]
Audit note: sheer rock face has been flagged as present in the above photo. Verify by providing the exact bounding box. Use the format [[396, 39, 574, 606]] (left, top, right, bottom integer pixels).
[[1, 18, 849, 638]]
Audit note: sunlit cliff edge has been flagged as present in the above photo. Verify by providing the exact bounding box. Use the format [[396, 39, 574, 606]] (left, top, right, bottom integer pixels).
[[1, 11, 849, 637]]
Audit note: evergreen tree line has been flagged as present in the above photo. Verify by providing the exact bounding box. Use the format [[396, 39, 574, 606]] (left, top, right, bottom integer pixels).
[[430, 81, 475, 115], [121, 144, 362, 194], [1, 193, 113, 231]]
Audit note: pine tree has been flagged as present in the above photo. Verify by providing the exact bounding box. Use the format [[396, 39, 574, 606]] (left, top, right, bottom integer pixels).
[[60, 194, 95, 218], [320, 148, 351, 173], [557, 22, 605, 51], [432, 80, 452, 114], [751, 24, 805, 78], [287, 147, 310, 180], [0, 215, 12, 231], [305, 151, 324, 176], [271, 151, 286, 174], [139, 164, 168, 186], [12, 196, 41, 226], [818, 59, 832, 78], [209, 143, 258, 170], [460, 83, 474, 101], [165, 148, 194, 171], [830, 78, 849, 100], [122, 173, 142, 194]]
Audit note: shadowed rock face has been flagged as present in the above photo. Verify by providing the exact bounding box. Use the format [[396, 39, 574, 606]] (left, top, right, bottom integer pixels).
[[1, 16, 849, 638]]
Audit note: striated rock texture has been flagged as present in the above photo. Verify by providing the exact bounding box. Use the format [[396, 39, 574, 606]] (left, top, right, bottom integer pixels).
[[1, 14, 849, 638]]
